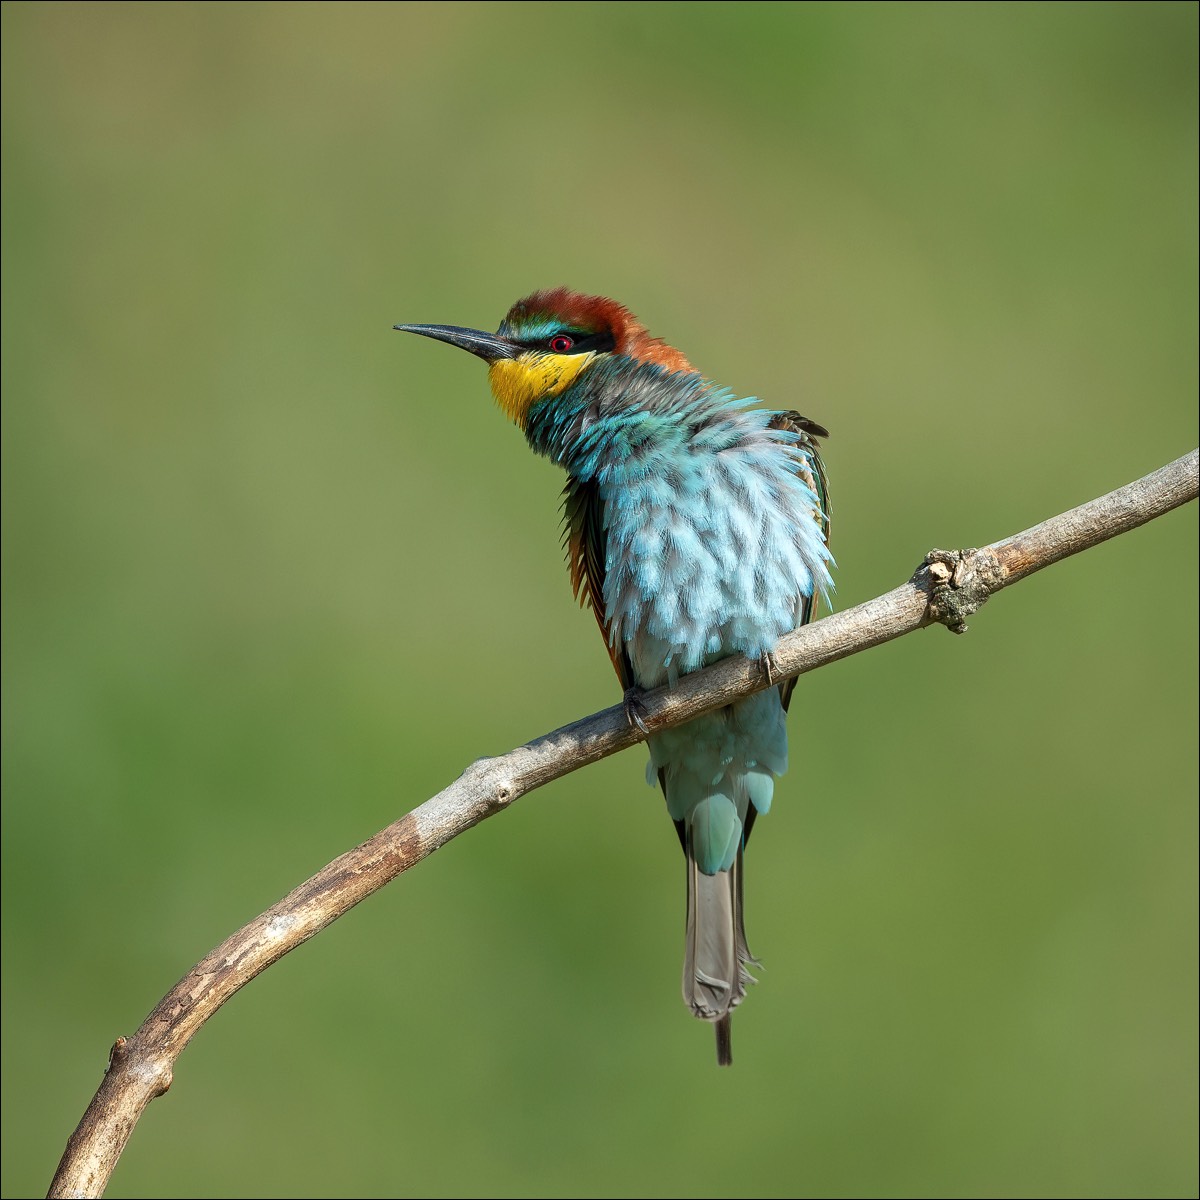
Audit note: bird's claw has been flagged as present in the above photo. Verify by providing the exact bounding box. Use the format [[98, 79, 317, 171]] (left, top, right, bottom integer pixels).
[[759, 650, 780, 687], [623, 687, 651, 736]]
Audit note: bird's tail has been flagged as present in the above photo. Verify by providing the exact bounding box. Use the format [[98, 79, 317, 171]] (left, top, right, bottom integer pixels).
[[683, 838, 757, 1067]]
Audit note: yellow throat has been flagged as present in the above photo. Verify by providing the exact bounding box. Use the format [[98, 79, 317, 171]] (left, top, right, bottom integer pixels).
[[488, 351, 594, 426]]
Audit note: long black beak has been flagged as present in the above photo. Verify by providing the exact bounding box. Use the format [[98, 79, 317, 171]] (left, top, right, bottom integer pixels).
[[394, 323, 521, 363]]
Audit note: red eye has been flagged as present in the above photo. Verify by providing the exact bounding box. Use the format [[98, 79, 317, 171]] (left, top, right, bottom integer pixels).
[[548, 334, 575, 353]]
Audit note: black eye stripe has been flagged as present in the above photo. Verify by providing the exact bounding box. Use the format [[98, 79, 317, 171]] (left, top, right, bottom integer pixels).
[[520, 330, 616, 355]]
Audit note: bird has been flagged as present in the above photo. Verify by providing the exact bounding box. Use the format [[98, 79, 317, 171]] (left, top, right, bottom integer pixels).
[[396, 288, 831, 1065]]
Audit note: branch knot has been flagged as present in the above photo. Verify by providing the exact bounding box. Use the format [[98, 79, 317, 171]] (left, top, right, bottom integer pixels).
[[921, 547, 1005, 634]]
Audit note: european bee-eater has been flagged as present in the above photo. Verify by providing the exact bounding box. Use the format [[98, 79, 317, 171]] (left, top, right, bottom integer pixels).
[[397, 289, 831, 1065]]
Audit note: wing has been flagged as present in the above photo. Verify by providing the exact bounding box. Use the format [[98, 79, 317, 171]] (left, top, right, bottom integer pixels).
[[767, 411, 831, 713], [561, 475, 634, 690]]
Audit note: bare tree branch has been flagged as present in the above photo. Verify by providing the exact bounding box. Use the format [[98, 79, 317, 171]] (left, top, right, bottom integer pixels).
[[48, 448, 1198, 1199]]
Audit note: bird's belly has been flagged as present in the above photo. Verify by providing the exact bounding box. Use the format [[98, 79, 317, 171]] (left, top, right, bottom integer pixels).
[[604, 461, 817, 687], [616, 536, 807, 690]]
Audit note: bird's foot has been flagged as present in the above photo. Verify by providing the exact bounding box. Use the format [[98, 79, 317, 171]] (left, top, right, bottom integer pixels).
[[622, 687, 651, 736], [758, 649, 781, 687]]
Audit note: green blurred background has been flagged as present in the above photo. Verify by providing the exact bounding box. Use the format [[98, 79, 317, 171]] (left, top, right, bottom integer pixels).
[[3, 3, 1196, 1197]]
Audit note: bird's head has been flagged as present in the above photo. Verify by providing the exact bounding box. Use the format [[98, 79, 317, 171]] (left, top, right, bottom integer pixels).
[[396, 287, 694, 427]]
